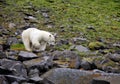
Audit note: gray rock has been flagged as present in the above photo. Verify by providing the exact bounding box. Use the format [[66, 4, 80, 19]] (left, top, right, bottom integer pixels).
[[52, 50, 81, 68], [0, 59, 27, 78], [56, 39, 69, 46], [0, 51, 6, 59], [29, 76, 43, 82], [42, 12, 49, 18], [28, 68, 43, 82], [41, 68, 95, 84], [102, 66, 120, 73], [8, 23, 16, 28], [7, 37, 19, 45], [24, 16, 38, 23], [73, 37, 88, 43], [0, 75, 8, 84], [81, 60, 92, 70], [18, 51, 38, 61], [108, 53, 120, 62], [42, 68, 120, 84], [11, 81, 19, 84], [94, 74, 120, 84], [23, 56, 54, 71], [71, 45, 90, 52], [6, 50, 19, 60], [113, 42, 120, 48], [5, 75, 26, 83]]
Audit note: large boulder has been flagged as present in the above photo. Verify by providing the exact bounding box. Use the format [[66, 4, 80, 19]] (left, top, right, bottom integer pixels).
[[0, 59, 27, 78], [41, 68, 96, 84], [18, 51, 38, 61], [52, 50, 81, 69], [23, 56, 54, 72]]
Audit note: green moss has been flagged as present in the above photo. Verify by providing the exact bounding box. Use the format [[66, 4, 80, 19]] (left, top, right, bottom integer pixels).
[[88, 41, 106, 50], [54, 44, 71, 51], [10, 44, 25, 50], [104, 60, 116, 67]]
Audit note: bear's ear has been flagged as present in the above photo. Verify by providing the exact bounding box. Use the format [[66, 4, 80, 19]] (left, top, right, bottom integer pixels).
[[49, 35, 51, 37]]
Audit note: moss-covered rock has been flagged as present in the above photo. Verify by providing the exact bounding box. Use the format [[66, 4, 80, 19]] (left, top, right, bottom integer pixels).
[[88, 42, 106, 50]]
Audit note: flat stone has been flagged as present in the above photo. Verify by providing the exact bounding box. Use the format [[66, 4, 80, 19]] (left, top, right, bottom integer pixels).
[[18, 51, 38, 61]]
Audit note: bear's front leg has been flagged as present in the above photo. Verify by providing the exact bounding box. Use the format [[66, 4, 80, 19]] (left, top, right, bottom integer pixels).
[[39, 42, 47, 51], [23, 38, 32, 51]]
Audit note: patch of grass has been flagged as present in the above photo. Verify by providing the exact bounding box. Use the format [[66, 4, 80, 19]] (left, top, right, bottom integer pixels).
[[54, 44, 71, 51], [10, 44, 25, 50], [1, 0, 120, 51]]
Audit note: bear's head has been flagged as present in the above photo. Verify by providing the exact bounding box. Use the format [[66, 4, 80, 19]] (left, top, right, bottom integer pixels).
[[48, 34, 55, 46]]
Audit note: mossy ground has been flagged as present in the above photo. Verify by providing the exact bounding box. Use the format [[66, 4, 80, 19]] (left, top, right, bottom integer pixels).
[[1, 0, 120, 51], [10, 44, 25, 50]]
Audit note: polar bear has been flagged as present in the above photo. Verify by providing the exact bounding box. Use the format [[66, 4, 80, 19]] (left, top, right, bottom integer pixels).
[[21, 28, 55, 51]]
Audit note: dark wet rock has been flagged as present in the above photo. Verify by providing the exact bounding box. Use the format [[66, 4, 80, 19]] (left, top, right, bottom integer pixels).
[[5, 75, 27, 83], [97, 38, 105, 43], [6, 50, 19, 60], [0, 75, 8, 84], [23, 56, 54, 72], [91, 79, 110, 84], [0, 45, 3, 51], [87, 25, 96, 31], [0, 59, 27, 77], [108, 53, 120, 62], [0, 66, 13, 75], [56, 39, 69, 46], [52, 50, 81, 68], [28, 68, 39, 78], [41, 68, 96, 84], [21, 82, 35, 84], [2, 44, 10, 51], [81, 60, 96, 70], [81, 60, 91, 70], [18, 51, 38, 61], [28, 68, 43, 82], [0, 51, 7, 59], [70, 45, 90, 52]]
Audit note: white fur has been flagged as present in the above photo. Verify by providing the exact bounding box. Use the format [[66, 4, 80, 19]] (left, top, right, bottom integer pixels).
[[21, 28, 55, 51]]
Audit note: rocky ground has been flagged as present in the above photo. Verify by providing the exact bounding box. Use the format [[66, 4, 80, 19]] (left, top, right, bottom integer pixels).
[[0, 0, 120, 84]]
